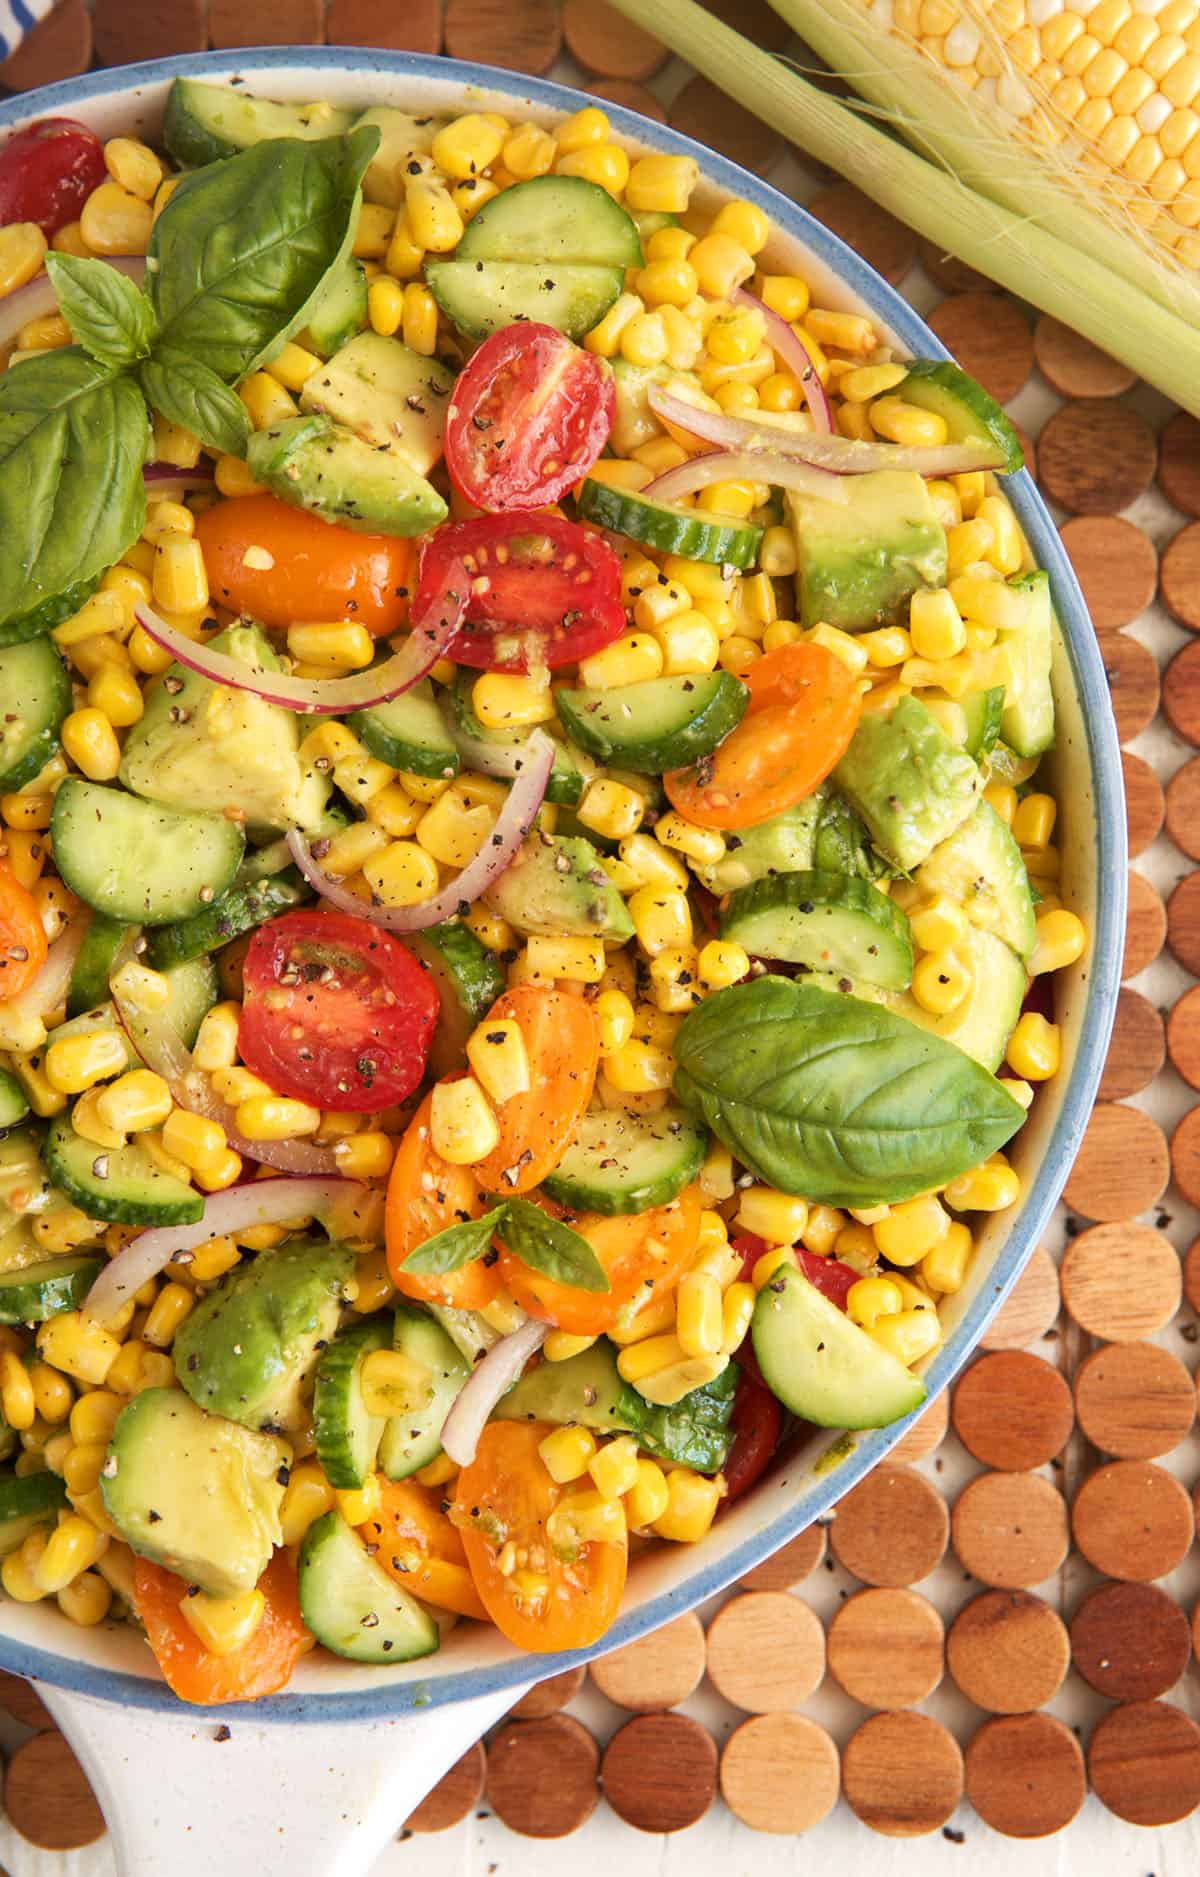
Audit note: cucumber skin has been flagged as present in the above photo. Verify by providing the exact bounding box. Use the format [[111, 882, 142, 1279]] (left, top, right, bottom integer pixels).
[[0, 1471, 68, 1555], [67, 913, 130, 1019], [542, 1108, 708, 1216], [555, 673, 749, 776], [298, 1511, 440, 1664], [898, 360, 1024, 474], [752, 1264, 926, 1430], [0, 639, 71, 792], [0, 575, 101, 651], [145, 870, 310, 972], [0, 1070, 29, 1129], [0, 1256, 104, 1325], [379, 1304, 470, 1480], [577, 478, 763, 569], [313, 1318, 391, 1490], [44, 1118, 204, 1228], [720, 870, 915, 991]]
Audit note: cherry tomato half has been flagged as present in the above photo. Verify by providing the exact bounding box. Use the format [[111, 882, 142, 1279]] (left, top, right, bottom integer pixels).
[[445, 323, 614, 513], [385, 1089, 498, 1312], [0, 118, 107, 237], [0, 862, 47, 1001], [499, 1185, 702, 1336], [415, 514, 625, 671], [195, 495, 416, 636], [722, 1367, 784, 1505], [239, 909, 438, 1111], [133, 1552, 310, 1705], [665, 642, 861, 831], [731, 1233, 858, 1311]]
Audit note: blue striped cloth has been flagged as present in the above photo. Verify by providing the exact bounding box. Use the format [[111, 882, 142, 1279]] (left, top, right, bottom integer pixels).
[[0, 0, 55, 67]]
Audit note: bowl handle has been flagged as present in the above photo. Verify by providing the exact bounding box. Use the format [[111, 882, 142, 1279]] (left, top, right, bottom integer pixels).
[[40, 1679, 522, 1875]]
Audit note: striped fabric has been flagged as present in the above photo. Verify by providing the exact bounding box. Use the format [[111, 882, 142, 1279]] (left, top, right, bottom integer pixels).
[[0, 0, 54, 67]]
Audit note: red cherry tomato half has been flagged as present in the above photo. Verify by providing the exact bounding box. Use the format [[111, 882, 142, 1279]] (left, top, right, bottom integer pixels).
[[722, 1367, 783, 1505], [416, 514, 625, 671], [0, 118, 107, 237], [444, 323, 614, 513], [238, 909, 439, 1112], [731, 1233, 858, 1311]]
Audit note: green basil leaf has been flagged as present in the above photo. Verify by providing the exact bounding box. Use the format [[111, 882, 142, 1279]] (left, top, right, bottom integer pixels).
[[140, 351, 250, 458], [148, 126, 379, 384], [0, 350, 148, 631], [495, 1198, 611, 1294], [401, 1205, 508, 1278], [673, 976, 1025, 1207], [44, 254, 155, 369]]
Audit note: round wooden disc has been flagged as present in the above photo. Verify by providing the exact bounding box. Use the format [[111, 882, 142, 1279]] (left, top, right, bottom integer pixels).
[[698, 0, 791, 50], [705, 1590, 824, 1712], [485, 1715, 599, 1837], [1061, 1103, 1169, 1223], [979, 1245, 1060, 1351], [926, 294, 1032, 404], [669, 76, 782, 176], [1034, 316, 1138, 402], [1072, 1459, 1194, 1581], [827, 1588, 944, 1709], [563, 0, 667, 79], [720, 1714, 840, 1834], [589, 1612, 705, 1712], [1160, 411, 1200, 519], [952, 1471, 1069, 1589], [1088, 1699, 1200, 1826], [404, 1743, 486, 1833], [508, 1666, 586, 1720], [1072, 1582, 1192, 1700], [1061, 1222, 1180, 1339], [1167, 758, 1200, 863], [209, 0, 325, 45], [889, 1386, 949, 1462], [443, 0, 562, 73], [1171, 1105, 1200, 1208], [1060, 517, 1157, 630], [1124, 869, 1166, 978], [738, 1524, 825, 1590], [589, 80, 668, 124], [1122, 750, 1165, 857], [0, 1670, 52, 1731], [807, 183, 917, 287], [842, 1711, 964, 1837], [1168, 868, 1200, 973], [947, 1589, 1070, 1712], [1163, 639, 1200, 746], [1096, 629, 1161, 742], [93, 0, 205, 61], [1162, 521, 1200, 633], [0, 0, 91, 87], [965, 1712, 1086, 1838], [916, 238, 993, 294], [829, 1464, 949, 1587], [951, 1350, 1074, 1471], [1038, 400, 1158, 515], [4, 1730, 105, 1851], [1096, 987, 1166, 1100], [601, 1713, 717, 1833], [1186, 1238, 1200, 1313], [1075, 1341, 1196, 1459]]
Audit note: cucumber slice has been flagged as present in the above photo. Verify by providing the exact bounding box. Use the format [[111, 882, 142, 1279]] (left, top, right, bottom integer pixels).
[[721, 871, 914, 991], [753, 1264, 927, 1428], [313, 1317, 392, 1490], [456, 175, 642, 268], [51, 780, 245, 926], [66, 913, 131, 1019], [555, 672, 749, 776], [445, 675, 589, 805], [0, 1070, 29, 1129], [425, 259, 624, 343], [632, 210, 678, 244], [915, 802, 1036, 960], [962, 685, 1006, 759], [896, 360, 1024, 475], [0, 638, 71, 792], [298, 1510, 440, 1663], [304, 259, 368, 357], [162, 77, 356, 167], [0, 575, 99, 652], [378, 1304, 471, 1480], [349, 680, 460, 779], [404, 921, 505, 1080], [0, 1470, 68, 1557], [543, 1106, 707, 1215], [495, 1338, 737, 1472], [0, 1254, 103, 1324], [145, 870, 310, 972], [52, 955, 218, 1079], [44, 1116, 203, 1227], [999, 570, 1055, 759], [576, 479, 762, 569]]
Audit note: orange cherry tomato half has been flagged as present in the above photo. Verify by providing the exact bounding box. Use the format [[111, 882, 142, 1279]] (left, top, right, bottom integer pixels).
[[499, 1184, 703, 1335], [194, 494, 417, 636], [133, 1552, 310, 1705], [0, 862, 47, 1001], [361, 1478, 487, 1621], [385, 1090, 498, 1311], [664, 641, 861, 830], [468, 985, 600, 1196], [454, 1421, 627, 1652]]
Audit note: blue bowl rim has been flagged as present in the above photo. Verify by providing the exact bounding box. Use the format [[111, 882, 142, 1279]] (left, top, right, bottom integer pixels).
[[0, 46, 1124, 1723]]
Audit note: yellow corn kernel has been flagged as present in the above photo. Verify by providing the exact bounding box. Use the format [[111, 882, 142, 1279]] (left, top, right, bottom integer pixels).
[[1029, 908, 1086, 975], [538, 1424, 598, 1485], [717, 635, 760, 677], [431, 112, 506, 180], [2, 828, 46, 891], [345, 1251, 393, 1319], [637, 256, 699, 308], [138, 1282, 195, 1350], [68, 1087, 124, 1150], [589, 988, 632, 1059], [429, 1075, 498, 1166], [94, 1069, 172, 1138], [874, 1194, 951, 1269], [525, 934, 607, 984], [556, 105, 609, 152], [946, 518, 995, 577], [464, 905, 514, 954], [912, 946, 973, 1016], [577, 630, 663, 690], [331, 1130, 394, 1183], [105, 1341, 173, 1397], [920, 1220, 972, 1295], [53, 588, 129, 649], [713, 1281, 752, 1355], [689, 233, 756, 299], [946, 574, 1024, 632], [360, 783, 420, 839], [143, 499, 196, 546], [583, 291, 643, 359], [575, 778, 642, 843], [188, 1003, 240, 1077], [588, 1434, 640, 1501], [628, 885, 692, 956], [180, 1586, 266, 1657], [0, 1352, 35, 1431], [57, 1569, 112, 1628], [208, 1067, 271, 1108], [625, 153, 699, 214], [943, 1155, 1021, 1213], [618, 1331, 689, 1383], [64, 1390, 119, 1456], [178, 1236, 239, 1286], [362, 838, 440, 908], [803, 622, 867, 676], [43, 1029, 127, 1097], [60, 707, 121, 783], [909, 587, 966, 661], [845, 1275, 902, 1330], [50, 219, 87, 257], [542, 1334, 599, 1370], [753, 281, 808, 331], [1, 790, 52, 833], [648, 944, 700, 1015], [34, 1514, 107, 1594], [398, 280, 437, 356], [363, 274, 404, 341], [278, 1459, 335, 1547], [751, 1245, 798, 1291], [909, 896, 968, 953], [85, 661, 143, 729], [404, 176, 463, 252], [614, 836, 685, 895], [502, 122, 557, 181], [792, 1206, 838, 1259], [974, 495, 1021, 575], [706, 200, 768, 255], [676, 1270, 723, 1359], [625, 1456, 670, 1531], [869, 396, 949, 449], [1012, 792, 1057, 849], [869, 1307, 941, 1366], [619, 308, 670, 367], [603, 1039, 674, 1094], [412, 1453, 458, 1492], [0, 221, 48, 294], [654, 1468, 722, 1543], [706, 307, 767, 366], [1, 1532, 50, 1603], [236, 1096, 321, 1142], [27, 1362, 72, 1427], [286, 620, 375, 672], [647, 609, 719, 676], [124, 622, 171, 676], [653, 812, 724, 869], [316, 819, 388, 880], [15, 309, 71, 354], [1005, 1010, 1061, 1081], [466, 1017, 530, 1106], [696, 940, 751, 991], [152, 532, 209, 616], [104, 136, 162, 201], [161, 1108, 226, 1174], [982, 781, 1018, 827], [472, 673, 554, 730], [62, 1441, 105, 1498], [738, 1187, 809, 1246]]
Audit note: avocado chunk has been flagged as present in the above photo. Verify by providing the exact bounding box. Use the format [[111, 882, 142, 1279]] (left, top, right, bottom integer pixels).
[[120, 623, 332, 836], [101, 1388, 289, 1596], [786, 470, 947, 630], [693, 793, 825, 894], [494, 1339, 737, 1472], [752, 1265, 926, 1429], [484, 831, 634, 941], [173, 1238, 356, 1436], [247, 414, 446, 538], [887, 924, 1027, 1072], [834, 695, 982, 872], [299, 331, 454, 476], [914, 801, 1036, 960], [353, 106, 439, 207]]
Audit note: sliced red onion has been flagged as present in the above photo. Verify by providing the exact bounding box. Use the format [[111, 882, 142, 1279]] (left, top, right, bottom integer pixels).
[[286, 728, 555, 933], [4, 917, 87, 1039], [734, 285, 833, 434], [84, 1176, 366, 1323], [144, 462, 215, 498], [0, 257, 146, 350], [645, 445, 849, 507], [440, 1316, 548, 1466]]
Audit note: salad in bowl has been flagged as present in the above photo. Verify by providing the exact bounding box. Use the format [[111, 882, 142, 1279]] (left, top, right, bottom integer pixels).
[[0, 73, 1090, 1704]]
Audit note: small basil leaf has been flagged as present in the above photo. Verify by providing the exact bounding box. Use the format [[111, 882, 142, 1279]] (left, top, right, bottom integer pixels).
[[148, 126, 379, 384], [140, 350, 250, 458], [495, 1198, 611, 1294], [673, 976, 1025, 1207], [45, 255, 156, 369], [0, 350, 148, 630], [401, 1205, 508, 1278]]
